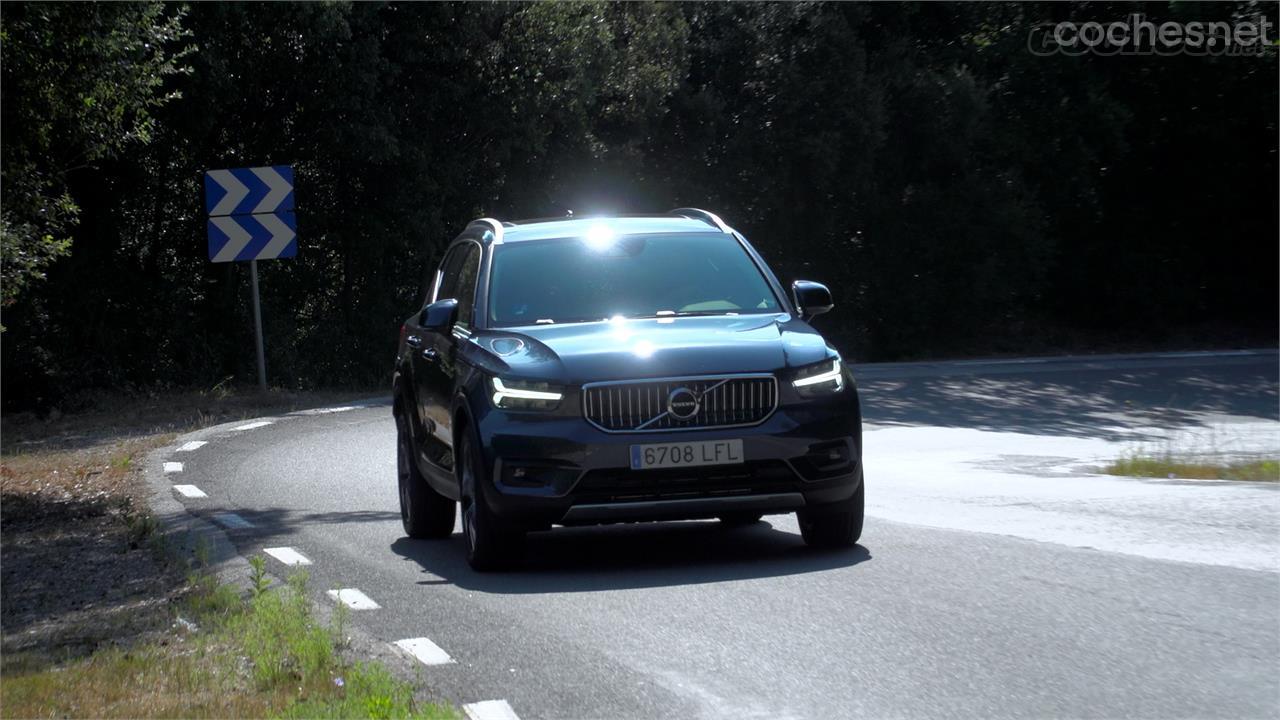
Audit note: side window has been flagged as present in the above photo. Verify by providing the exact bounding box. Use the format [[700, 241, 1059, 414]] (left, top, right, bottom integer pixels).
[[432, 242, 480, 331], [434, 248, 465, 304], [453, 244, 481, 330]]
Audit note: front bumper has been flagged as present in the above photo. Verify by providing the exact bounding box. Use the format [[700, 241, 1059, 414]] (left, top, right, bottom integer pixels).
[[560, 492, 808, 524], [472, 399, 862, 527]]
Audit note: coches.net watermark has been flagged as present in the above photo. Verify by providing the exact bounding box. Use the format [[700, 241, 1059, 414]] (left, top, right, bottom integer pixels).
[[1029, 14, 1275, 56]]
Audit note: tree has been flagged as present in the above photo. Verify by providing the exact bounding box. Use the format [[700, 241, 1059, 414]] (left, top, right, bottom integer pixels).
[[0, 2, 191, 311], [0, 1, 1274, 409]]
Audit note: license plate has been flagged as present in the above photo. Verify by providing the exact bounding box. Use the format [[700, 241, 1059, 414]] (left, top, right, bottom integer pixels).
[[630, 439, 744, 470]]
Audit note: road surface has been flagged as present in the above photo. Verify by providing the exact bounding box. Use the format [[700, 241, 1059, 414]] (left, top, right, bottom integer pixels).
[[153, 351, 1280, 719]]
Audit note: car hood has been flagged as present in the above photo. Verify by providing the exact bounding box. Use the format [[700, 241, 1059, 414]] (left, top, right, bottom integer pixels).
[[467, 314, 834, 384]]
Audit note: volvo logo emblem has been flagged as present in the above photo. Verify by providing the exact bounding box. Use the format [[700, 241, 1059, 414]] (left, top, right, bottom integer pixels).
[[667, 387, 700, 420]]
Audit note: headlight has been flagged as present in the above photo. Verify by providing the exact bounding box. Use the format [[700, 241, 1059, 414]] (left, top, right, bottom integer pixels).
[[491, 377, 563, 410], [791, 357, 844, 396]]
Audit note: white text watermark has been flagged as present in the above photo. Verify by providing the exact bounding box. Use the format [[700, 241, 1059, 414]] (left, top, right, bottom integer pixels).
[[1029, 14, 1275, 56]]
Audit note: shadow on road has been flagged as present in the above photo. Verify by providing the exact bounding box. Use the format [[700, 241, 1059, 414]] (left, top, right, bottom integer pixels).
[[389, 519, 871, 593], [286, 509, 400, 525], [190, 504, 869, 593], [858, 359, 1278, 440]]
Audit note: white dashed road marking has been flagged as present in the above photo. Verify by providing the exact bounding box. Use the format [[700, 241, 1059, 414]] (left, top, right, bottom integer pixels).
[[163, 461, 184, 474], [463, 699, 520, 720], [232, 420, 273, 431], [172, 484, 207, 498], [177, 441, 208, 452], [326, 588, 380, 610], [263, 547, 312, 566], [393, 637, 455, 666], [212, 512, 254, 529]]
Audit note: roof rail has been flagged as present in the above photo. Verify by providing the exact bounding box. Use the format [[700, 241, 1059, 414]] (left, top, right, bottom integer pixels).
[[669, 208, 732, 234], [467, 218, 505, 243]]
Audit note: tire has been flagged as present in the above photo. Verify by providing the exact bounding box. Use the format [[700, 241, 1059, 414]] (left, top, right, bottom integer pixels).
[[396, 414, 456, 539], [458, 430, 524, 571], [718, 512, 764, 526], [797, 472, 864, 548]]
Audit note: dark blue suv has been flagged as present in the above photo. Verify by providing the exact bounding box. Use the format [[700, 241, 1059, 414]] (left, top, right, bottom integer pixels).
[[393, 209, 863, 570]]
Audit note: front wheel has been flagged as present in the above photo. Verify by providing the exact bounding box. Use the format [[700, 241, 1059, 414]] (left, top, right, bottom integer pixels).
[[797, 473, 864, 548], [397, 416, 456, 539], [458, 431, 524, 571]]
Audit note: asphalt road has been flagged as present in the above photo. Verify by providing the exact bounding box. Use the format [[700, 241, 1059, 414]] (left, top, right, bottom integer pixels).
[[157, 351, 1280, 719]]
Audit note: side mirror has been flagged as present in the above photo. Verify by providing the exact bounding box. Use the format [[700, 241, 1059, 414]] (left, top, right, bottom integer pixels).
[[792, 280, 833, 318], [419, 298, 459, 332]]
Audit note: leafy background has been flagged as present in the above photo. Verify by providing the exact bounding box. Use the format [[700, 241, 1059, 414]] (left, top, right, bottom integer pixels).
[[2, 1, 1275, 410]]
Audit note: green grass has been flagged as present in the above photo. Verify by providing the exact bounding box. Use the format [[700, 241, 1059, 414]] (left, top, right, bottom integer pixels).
[[185, 571, 244, 622], [1104, 456, 1280, 482], [282, 663, 448, 720], [1, 561, 459, 719], [234, 570, 336, 689]]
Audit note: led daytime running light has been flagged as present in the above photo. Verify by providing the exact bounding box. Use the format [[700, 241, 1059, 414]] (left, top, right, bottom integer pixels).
[[792, 359, 842, 388], [492, 377, 563, 406]]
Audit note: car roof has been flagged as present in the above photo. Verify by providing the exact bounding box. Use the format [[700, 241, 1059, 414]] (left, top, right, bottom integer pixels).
[[466, 214, 729, 245]]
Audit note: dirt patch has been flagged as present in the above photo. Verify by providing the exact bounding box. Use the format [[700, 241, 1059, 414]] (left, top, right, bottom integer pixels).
[[0, 438, 182, 670]]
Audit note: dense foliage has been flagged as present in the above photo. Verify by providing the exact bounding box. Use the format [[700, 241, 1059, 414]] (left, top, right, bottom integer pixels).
[[1, 1, 1275, 409]]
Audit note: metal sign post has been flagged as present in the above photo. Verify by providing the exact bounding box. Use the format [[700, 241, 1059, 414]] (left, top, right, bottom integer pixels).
[[203, 165, 297, 392], [249, 260, 267, 391]]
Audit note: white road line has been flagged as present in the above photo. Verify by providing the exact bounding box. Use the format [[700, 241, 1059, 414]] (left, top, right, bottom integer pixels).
[[393, 637, 455, 666], [211, 512, 254, 529], [263, 547, 312, 566], [178, 441, 208, 452], [232, 420, 273, 431], [172, 484, 207, 498], [163, 461, 184, 474], [290, 406, 357, 416], [326, 588, 380, 610], [463, 699, 520, 720]]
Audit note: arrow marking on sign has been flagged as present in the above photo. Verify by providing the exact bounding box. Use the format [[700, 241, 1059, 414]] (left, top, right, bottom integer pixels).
[[255, 212, 297, 259], [252, 167, 293, 214], [211, 215, 254, 262], [207, 169, 250, 216]]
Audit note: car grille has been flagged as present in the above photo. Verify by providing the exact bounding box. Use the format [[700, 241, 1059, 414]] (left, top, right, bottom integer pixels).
[[582, 375, 778, 432]]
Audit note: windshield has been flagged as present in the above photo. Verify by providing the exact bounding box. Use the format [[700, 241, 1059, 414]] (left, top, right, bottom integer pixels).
[[487, 232, 782, 327]]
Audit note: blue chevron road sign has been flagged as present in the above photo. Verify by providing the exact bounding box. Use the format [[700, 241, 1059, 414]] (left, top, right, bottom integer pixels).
[[207, 211, 298, 262], [202, 164, 298, 389], [204, 166, 294, 216], [204, 165, 297, 263]]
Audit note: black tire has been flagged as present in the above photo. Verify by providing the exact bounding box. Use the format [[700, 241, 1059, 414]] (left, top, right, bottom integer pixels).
[[397, 415, 456, 539], [718, 512, 764, 526], [458, 430, 523, 571], [797, 473, 864, 548]]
